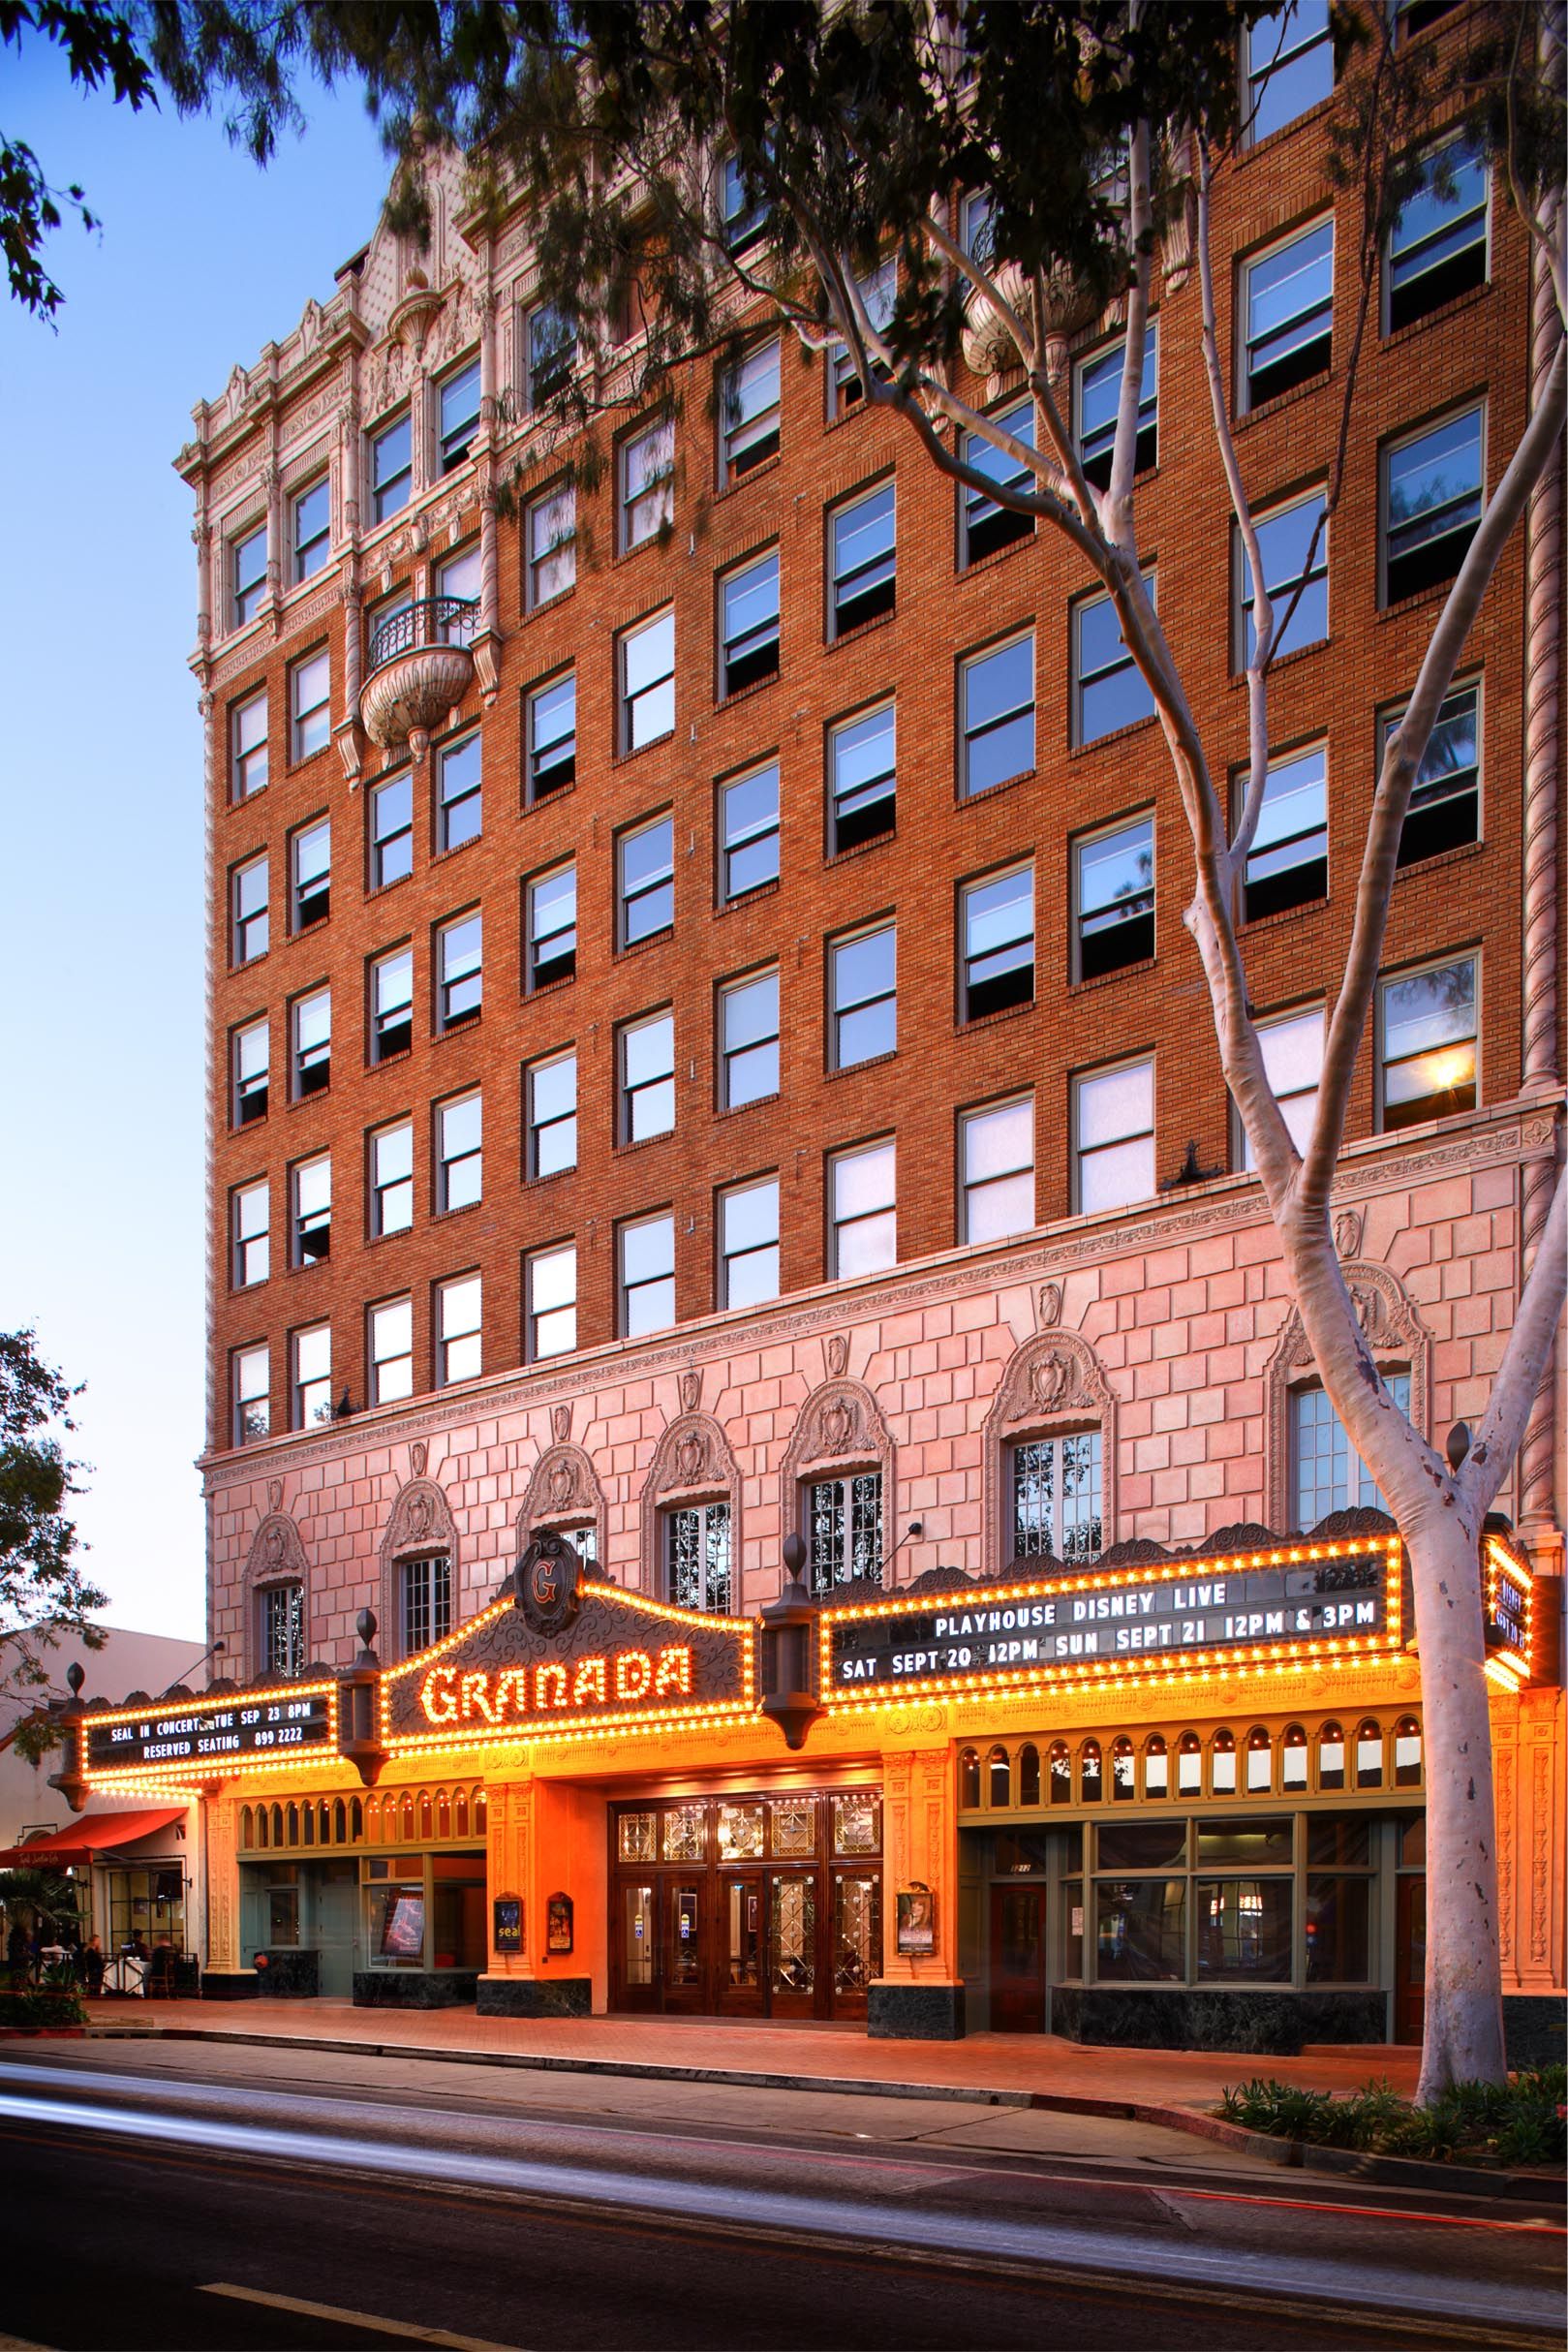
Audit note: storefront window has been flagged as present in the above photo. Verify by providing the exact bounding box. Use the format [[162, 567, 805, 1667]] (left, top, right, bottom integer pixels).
[[717, 1804, 764, 1860], [1195, 1877, 1292, 1980], [1307, 1813, 1370, 1867], [1095, 1878, 1184, 1980], [1196, 1816, 1292, 1867], [1306, 1874, 1370, 1982], [833, 1793, 881, 1855], [267, 1878, 299, 1945], [108, 1866, 187, 1956], [432, 1855, 486, 1969], [366, 1877, 426, 1968], [619, 1810, 657, 1863], [1098, 1820, 1186, 1871]]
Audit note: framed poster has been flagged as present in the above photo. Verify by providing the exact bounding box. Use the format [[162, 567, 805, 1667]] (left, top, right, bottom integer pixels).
[[545, 1892, 574, 1956], [895, 1884, 936, 1957], [493, 1895, 524, 1956], [379, 1891, 425, 1961]]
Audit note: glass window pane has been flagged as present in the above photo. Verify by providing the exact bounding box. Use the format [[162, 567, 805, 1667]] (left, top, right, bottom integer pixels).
[[1094, 1880, 1184, 1980]]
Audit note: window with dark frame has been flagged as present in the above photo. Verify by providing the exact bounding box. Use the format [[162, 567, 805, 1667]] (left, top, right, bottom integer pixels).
[[721, 152, 769, 256], [232, 522, 267, 628], [720, 762, 780, 900], [292, 479, 330, 582], [829, 703, 896, 853], [831, 926, 896, 1068], [721, 341, 781, 480], [1244, 0, 1333, 144], [437, 1275, 481, 1386], [666, 1500, 732, 1613], [1073, 581, 1157, 743], [829, 482, 896, 636], [526, 1242, 577, 1360], [371, 946, 414, 1063], [1293, 1375, 1411, 1522], [619, 815, 675, 944], [1075, 816, 1154, 980], [960, 399, 1035, 567], [231, 691, 268, 800], [1387, 139, 1488, 332], [437, 1093, 482, 1210], [291, 650, 331, 761], [527, 1051, 577, 1179], [527, 305, 574, 410], [720, 969, 780, 1107], [527, 671, 576, 802], [371, 773, 413, 889], [1242, 219, 1333, 410], [1012, 1431, 1103, 1559], [1384, 682, 1480, 866], [369, 1297, 414, 1404], [528, 864, 576, 988], [401, 1554, 452, 1656], [438, 733, 482, 851], [261, 1583, 305, 1678], [620, 1213, 676, 1337], [1075, 325, 1158, 490], [1241, 746, 1329, 920], [620, 1010, 676, 1143], [527, 483, 576, 607], [829, 1141, 896, 1278], [371, 1121, 414, 1237], [1377, 955, 1477, 1130], [439, 359, 481, 473], [1237, 495, 1328, 665], [1073, 1060, 1154, 1213], [960, 633, 1034, 798], [829, 260, 896, 413], [292, 1156, 331, 1266], [291, 819, 331, 932], [234, 1019, 269, 1125], [232, 1181, 269, 1287], [232, 855, 268, 964], [720, 1178, 780, 1309], [1237, 1006, 1324, 1166], [806, 1472, 882, 1594], [234, 1346, 270, 1444], [292, 987, 330, 1099], [371, 413, 413, 524], [719, 550, 781, 696], [621, 418, 674, 550], [620, 611, 675, 752], [437, 543, 479, 630], [961, 1099, 1034, 1244], [437, 912, 482, 1034], [1382, 407, 1483, 604], [961, 866, 1033, 1021]]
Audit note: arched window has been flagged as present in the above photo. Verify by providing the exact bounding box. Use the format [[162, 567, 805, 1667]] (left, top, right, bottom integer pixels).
[[418, 1792, 434, 1840], [453, 1790, 469, 1839], [365, 1795, 382, 1841], [1143, 1734, 1168, 1797], [335, 1798, 349, 1843], [1211, 1728, 1237, 1795], [1394, 1716, 1422, 1788], [1281, 1724, 1308, 1791], [318, 1801, 331, 1845], [286, 1803, 299, 1845], [1245, 1727, 1273, 1793], [475, 1789, 487, 1833], [1049, 1741, 1071, 1804], [351, 1798, 363, 1841], [1356, 1718, 1384, 1790], [437, 1790, 451, 1839], [1318, 1721, 1345, 1792], [1177, 1731, 1203, 1797], [1018, 1743, 1041, 1807], [239, 1806, 254, 1850], [270, 1804, 285, 1847], [1111, 1736, 1135, 1800], [400, 1793, 415, 1841], [1079, 1739, 1102, 1804], [301, 1802, 315, 1846], [958, 1748, 980, 1807], [256, 1805, 268, 1849], [988, 1746, 1011, 1809]]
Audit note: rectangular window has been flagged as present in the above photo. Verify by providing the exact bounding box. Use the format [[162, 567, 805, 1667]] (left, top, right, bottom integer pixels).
[[962, 1099, 1034, 1244], [829, 260, 896, 413], [721, 340, 781, 480], [1378, 955, 1477, 1130], [371, 771, 414, 889], [292, 479, 330, 583], [721, 1177, 780, 1309], [401, 1554, 451, 1656], [526, 1242, 577, 1361], [715, 762, 778, 902], [261, 1583, 304, 1678], [291, 818, 331, 933], [1293, 1375, 1412, 1523], [1074, 1060, 1154, 1213], [437, 1275, 481, 1386], [1242, 746, 1328, 919], [621, 417, 674, 550], [961, 633, 1034, 797], [829, 482, 896, 637], [807, 1472, 882, 1594], [527, 1051, 577, 1179], [721, 968, 780, 1107], [231, 691, 268, 800], [370, 1296, 415, 1404], [961, 399, 1035, 567], [292, 987, 330, 1099], [1238, 494, 1328, 664], [621, 1010, 676, 1143], [620, 610, 675, 752], [526, 481, 576, 607], [527, 304, 573, 409], [291, 650, 331, 761], [437, 732, 481, 852], [526, 670, 575, 803], [619, 814, 675, 944], [371, 946, 414, 1064], [830, 1140, 896, 1279], [1238, 1006, 1324, 1166], [292, 1322, 332, 1430], [1242, 219, 1334, 410], [620, 1213, 676, 1337], [437, 1093, 482, 1210], [829, 703, 896, 853], [292, 1154, 331, 1266], [233, 1346, 269, 1445], [437, 542, 479, 631], [439, 358, 481, 473], [1382, 406, 1484, 604], [233, 1018, 269, 1125], [1075, 815, 1154, 980], [371, 1120, 414, 1237], [960, 188, 995, 272], [721, 151, 768, 256], [1075, 324, 1158, 489], [831, 926, 896, 1068], [1388, 138, 1487, 332], [1385, 681, 1480, 866], [528, 864, 576, 989], [371, 413, 413, 524], [720, 549, 780, 696], [666, 1501, 732, 1614], [1073, 581, 1157, 743], [232, 1181, 269, 1287], [437, 911, 482, 1033], [232, 855, 268, 965], [1245, 1, 1332, 144], [232, 522, 267, 628], [961, 865, 1033, 1020], [1013, 1431, 1102, 1560]]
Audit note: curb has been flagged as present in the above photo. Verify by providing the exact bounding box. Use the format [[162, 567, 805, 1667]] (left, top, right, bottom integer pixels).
[[65, 2019, 1560, 2201]]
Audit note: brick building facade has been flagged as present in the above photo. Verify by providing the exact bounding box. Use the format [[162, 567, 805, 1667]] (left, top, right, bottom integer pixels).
[[143, 17, 1564, 2041]]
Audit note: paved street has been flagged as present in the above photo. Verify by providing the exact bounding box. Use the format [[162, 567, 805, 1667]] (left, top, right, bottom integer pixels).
[[0, 2041, 1559, 2351]]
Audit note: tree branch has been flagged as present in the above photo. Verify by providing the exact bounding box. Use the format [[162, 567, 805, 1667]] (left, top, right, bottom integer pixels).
[[1460, 1154, 1568, 1512]]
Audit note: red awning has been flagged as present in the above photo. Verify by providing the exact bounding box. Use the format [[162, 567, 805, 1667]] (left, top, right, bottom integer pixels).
[[0, 1807, 186, 1869]]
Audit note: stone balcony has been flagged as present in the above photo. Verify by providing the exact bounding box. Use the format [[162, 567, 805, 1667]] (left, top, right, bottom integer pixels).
[[360, 597, 479, 752]]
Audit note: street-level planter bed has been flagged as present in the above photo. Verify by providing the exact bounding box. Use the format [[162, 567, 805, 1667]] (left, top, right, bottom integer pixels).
[[1216, 2066, 1566, 2171], [0, 1988, 88, 2034]]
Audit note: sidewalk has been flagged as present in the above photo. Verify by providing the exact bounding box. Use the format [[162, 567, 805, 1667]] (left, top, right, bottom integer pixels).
[[85, 1995, 1421, 2114]]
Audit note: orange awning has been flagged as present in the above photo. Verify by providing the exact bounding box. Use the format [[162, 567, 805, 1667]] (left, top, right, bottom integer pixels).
[[0, 1807, 186, 1868]]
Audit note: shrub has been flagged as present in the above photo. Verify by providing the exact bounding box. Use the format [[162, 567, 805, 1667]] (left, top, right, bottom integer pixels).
[[1217, 2066, 1566, 2167], [0, 1985, 86, 2030]]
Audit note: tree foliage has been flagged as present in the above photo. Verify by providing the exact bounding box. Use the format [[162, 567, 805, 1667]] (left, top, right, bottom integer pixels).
[[0, 1329, 106, 1762]]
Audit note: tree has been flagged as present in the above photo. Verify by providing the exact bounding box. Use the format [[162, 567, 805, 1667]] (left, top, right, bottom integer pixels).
[[0, 1330, 107, 1762]]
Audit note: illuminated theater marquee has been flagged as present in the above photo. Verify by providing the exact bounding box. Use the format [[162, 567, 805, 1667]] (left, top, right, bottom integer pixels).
[[420, 1645, 696, 1727], [821, 1537, 1405, 1709]]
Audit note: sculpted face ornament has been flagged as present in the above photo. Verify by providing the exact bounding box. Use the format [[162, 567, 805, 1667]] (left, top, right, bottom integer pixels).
[[515, 1532, 584, 1637]]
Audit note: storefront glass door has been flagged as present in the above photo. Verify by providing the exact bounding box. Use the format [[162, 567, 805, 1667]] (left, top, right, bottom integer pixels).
[[664, 1881, 706, 2011], [989, 1884, 1046, 2032], [768, 1872, 816, 2017], [720, 1873, 765, 2013], [619, 1881, 658, 2010]]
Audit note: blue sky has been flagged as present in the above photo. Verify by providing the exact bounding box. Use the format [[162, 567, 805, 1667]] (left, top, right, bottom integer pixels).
[[0, 45, 391, 1638]]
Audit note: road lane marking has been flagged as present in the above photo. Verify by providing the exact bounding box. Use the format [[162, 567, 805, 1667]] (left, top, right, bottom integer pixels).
[[200, 2285, 527, 2352]]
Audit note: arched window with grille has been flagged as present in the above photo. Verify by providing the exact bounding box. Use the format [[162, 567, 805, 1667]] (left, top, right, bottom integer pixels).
[[1245, 1727, 1273, 1793], [1111, 1736, 1135, 1799], [1394, 1716, 1422, 1787], [1018, 1743, 1041, 1806], [958, 1747, 981, 1808], [987, 1745, 1011, 1808], [1143, 1734, 1168, 1797]]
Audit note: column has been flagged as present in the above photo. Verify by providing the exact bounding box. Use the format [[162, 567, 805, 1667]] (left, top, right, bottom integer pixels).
[[869, 1740, 964, 2039]]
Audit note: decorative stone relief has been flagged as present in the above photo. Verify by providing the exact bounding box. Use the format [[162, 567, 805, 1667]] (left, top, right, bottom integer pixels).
[[825, 1334, 850, 1378], [638, 1414, 742, 1597], [1530, 1744, 1552, 1966], [409, 1440, 428, 1480], [378, 1472, 460, 1652], [777, 1378, 898, 1565], [678, 1368, 702, 1416], [1262, 1261, 1432, 1530], [515, 1442, 605, 1571], [982, 1328, 1118, 1576], [550, 1403, 571, 1443], [1035, 1282, 1063, 1330], [1334, 1210, 1364, 1260], [1496, 1743, 1516, 1975]]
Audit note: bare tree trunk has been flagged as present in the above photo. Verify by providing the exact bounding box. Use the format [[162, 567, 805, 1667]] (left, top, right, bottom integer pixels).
[[1405, 1508, 1507, 2098]]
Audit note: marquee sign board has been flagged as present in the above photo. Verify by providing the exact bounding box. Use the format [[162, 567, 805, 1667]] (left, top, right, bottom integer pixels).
[[820, 1537, 1404, 1709], [383, 1549, 755, 1753], [83, 1687, 336, 1778]]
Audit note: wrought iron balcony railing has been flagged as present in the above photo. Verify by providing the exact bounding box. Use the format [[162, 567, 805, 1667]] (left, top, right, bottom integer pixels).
[[366, 597, 479, 678]]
